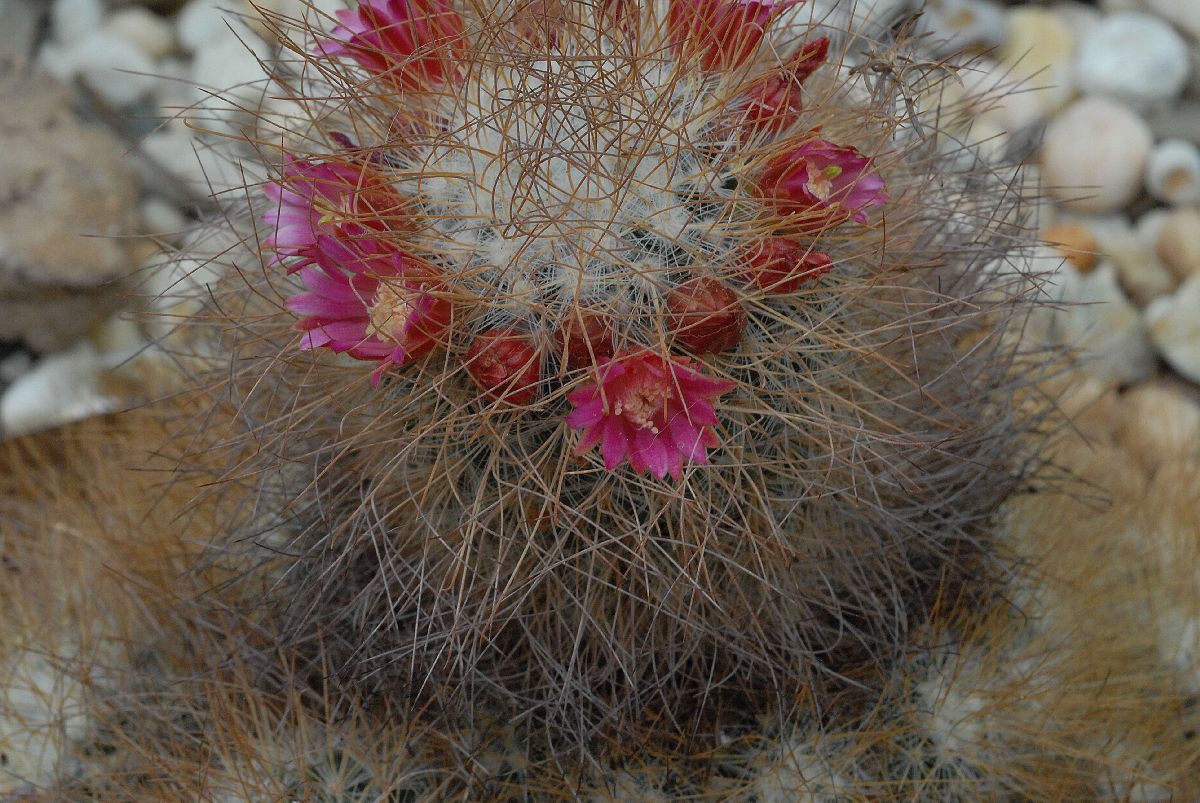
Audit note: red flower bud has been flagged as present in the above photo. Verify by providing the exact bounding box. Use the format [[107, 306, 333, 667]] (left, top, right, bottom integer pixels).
[[737, 37, 830, 137], [741, 237, 834, 293], [667, 278, 746, 354], [466, 328, 542, 405], [554, 310, 614, 370]]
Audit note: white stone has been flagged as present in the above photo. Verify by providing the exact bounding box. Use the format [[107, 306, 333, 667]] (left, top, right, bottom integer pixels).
[[1070, 214, 1177, 305], [1045, 258, 1155, 386], [189, 30, 273, 133], [1053, 2, 1102, 39], [0, 343, 116, 438], [50, 0, 104, 45], [1146, 0, 1200, 41], [959, 58, 1048, 133], [1156, 208, 1200, 281], [177, 0, 257, 53], [139, 196, 189, 242], [48, 29, 158, 107], [965, 116, 1008, 165], [1076, 12, 1189, 108], [1146, 275, 1200, 384], [105, 7, 177, 61], [1135, 208, 1173, 250], [0, 648, 90, 794], [1041, 97, 1153, 214], [1146, 139, 1200, 205], [916, 0, 1007, 56], [999, 8, 1077, 119], [139, 124, 247, 192]]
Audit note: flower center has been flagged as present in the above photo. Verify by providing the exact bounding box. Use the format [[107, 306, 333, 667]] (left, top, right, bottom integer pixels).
[[367, 281, 417, 342], [613, 376, 672, 433], [806, 164, 842, 201]]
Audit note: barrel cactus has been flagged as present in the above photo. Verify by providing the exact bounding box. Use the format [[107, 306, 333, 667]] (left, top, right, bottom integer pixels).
[[196, 0, 1041, 756]]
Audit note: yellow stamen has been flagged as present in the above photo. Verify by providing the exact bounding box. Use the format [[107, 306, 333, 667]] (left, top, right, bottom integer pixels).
[[367, 281, 416, 342], [613, 377, 671, 434]]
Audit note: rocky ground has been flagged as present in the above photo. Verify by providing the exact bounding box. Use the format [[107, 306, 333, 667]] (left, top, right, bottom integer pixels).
[[1, 0, 1198, 436]]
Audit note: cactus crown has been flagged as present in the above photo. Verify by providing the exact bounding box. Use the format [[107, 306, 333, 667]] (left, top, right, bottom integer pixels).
[[199, 0, 1043, 753]]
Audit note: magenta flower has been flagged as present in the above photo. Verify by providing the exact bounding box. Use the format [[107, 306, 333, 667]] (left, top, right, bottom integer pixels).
[[566, 351, 735, 480], [316, 0, 466, 91], [285, 253, 452, 386], [759, 138, 889, 232], [667, 0, 800, 71], [263, 156, 409, 274]]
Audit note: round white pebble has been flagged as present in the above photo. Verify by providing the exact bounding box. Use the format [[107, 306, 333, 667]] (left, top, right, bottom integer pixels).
[[51, 0, 104, 45], [177, 0, 254, 53], [1041, 97, 1153, 213], [1147, 0, 1200, 41], [105, 7, 177, 61], [917, 0, 1007, 56], [1146, 276, 1200, 385], [1157, 208, 1200, 282], [1146, 139, 1200, 205], [1076, 12, 1189, 108], [58, 29, 159, 106]]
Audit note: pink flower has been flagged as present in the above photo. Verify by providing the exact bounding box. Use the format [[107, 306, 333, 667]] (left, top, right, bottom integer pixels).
[[668, 0, 800, 71], [263, 157, 409, 274], [759, 138, 888, 232], [316, 0, 466, 91], [566, 351, 735, 480], [285, 254, 452, 386]]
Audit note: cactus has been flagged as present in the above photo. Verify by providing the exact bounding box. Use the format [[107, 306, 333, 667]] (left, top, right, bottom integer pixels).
[[173, 0, 1050, 766]]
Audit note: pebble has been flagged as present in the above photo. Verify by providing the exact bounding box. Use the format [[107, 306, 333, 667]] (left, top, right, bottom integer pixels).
[[916, 0, 1008, 57], [139, 196, 190, 243], [1076, 12, 1189, 108], [963, 116, 1009, 165], [105, 7, 177, 60], [960, 58, 1048, 133], [1049, 260, 1155, 386], [1146, 275, 1200, 385], [0, 0, 42, 67], [1156, 208, 1200, 282], [999, 8, 1077, 119], [1116, 380, 1200, 472], [1146, 0, 1200, 42], [0, 69, 140, 291], [1052, 1, 1102, 39], [1077, 214, 1177, 305], [189, 28, 272, 108], [177, 0, 259, 53], [1043, 221, 1100, 273], [1135, 208, 1173, 250], [0, 342, 116, 438], [1040, 97, 1153, 213], [50, 0, 105, 46], [40, 29, 158, 107], [1146, 140, 1200, 205]]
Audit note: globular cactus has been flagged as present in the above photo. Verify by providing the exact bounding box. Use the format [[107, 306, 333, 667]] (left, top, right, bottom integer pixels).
[[192, 0, 1045, 756]]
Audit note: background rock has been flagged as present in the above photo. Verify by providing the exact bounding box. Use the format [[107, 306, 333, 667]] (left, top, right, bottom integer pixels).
[[0, 66, 141, 347]]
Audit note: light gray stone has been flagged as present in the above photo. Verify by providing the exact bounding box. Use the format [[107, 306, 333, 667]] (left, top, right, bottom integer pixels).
[[1147, 275, 1200, 384], [1146, 139, 1200, 205], [0, 67, 141, 349], [1041, 97, 1153, 213], [1076, 12, 1189, 108]]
